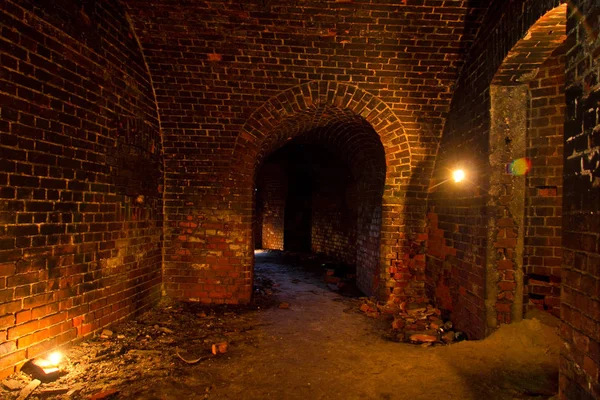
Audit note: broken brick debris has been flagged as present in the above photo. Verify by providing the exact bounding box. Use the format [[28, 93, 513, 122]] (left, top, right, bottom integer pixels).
[[359, 298, 466, 345], [16, 379, 40, 400]]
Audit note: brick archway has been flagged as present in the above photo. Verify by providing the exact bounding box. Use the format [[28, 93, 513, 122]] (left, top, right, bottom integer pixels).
[[232, 81, 410, 172], [230, 81, 414, 300], [492, 4, 567, 86]]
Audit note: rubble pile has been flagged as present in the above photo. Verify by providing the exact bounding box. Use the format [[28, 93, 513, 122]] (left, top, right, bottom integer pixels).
[[359, 298, 467, 346]]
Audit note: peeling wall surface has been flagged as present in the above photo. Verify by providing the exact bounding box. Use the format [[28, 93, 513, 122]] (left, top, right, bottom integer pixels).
[[488, 84, 528, 328]]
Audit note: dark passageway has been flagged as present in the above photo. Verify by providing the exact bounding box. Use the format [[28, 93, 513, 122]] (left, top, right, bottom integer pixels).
[[253, 118, 386, 297]]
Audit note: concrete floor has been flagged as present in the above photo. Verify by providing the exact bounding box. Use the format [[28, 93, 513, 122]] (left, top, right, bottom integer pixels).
[[149, 251, 560, 400], [1, 251, 560, 400]]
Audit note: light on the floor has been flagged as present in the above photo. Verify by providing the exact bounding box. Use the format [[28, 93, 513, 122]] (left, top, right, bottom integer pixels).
[[35, 351, 63, 368]]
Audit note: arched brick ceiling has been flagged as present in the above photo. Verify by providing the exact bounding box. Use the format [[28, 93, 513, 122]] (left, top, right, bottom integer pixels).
[[492, 4, 567, 85], [258, 106, 386, 189], [123, 0, 491, 145]]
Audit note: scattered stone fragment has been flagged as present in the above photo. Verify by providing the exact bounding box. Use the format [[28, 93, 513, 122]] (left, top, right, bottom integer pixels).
[[39, 387, 70, 395], [391, 318, 405, 330], [279, 302, 290, 309], [442, 331, 455, 343], [409, 334, 437, 343], [16, 379, 40, 400], [211, 341, 229, 355], [66, 385, 83, 397], [2, 379, 23, 391], [429, 319, 444, 330], [377, 304, 397, 315], [160, 326, 175, 334], [101, 329, 113, 338], [90, 388, 119, 400], [406, 305, 427, 315], [399, 301, 407, 312]]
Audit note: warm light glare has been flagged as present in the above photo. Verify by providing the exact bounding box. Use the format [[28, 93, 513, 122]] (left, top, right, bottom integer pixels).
[[36, 351, 63, 368], [48, 351, 63, 366], [453, 169, 465, 183]]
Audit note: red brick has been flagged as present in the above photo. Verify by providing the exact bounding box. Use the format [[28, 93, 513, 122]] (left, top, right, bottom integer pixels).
[[0, 349, 25, 371], [15, 308, 32, 324], [0, 263, 16, 277], [583, 356, 599, 381], [7, 320, 39, 340], [0, 341, 17, 355], [0, 314, 15, 330]]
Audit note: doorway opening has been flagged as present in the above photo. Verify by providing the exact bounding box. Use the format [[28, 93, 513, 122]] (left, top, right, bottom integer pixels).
[[487, 3, 566, 327], [253, 116, 386, 296]]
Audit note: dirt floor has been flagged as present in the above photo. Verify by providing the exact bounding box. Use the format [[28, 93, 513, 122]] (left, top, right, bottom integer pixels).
[[1, 251, 561, 400]]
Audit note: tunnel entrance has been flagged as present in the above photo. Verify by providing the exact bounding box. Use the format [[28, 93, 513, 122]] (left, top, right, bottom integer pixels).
[[256, 142, 355, 256], [253, 113, 386, 296]]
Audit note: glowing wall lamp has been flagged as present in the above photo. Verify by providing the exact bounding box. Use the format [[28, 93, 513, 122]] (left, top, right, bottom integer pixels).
[[452, 169, 465, 183], [429, 169, 467, 191]]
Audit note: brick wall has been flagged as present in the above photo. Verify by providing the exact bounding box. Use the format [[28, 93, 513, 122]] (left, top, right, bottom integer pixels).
[[125, 0, 488, 304], [524, 45, 565, 318], [426, 0, 563, 340], [560, 1, 600, 398], [256, 162, 286, 251], [0, 0, 162, 378], [355, 172, 385, 295], [311, 156, 357, 265]]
